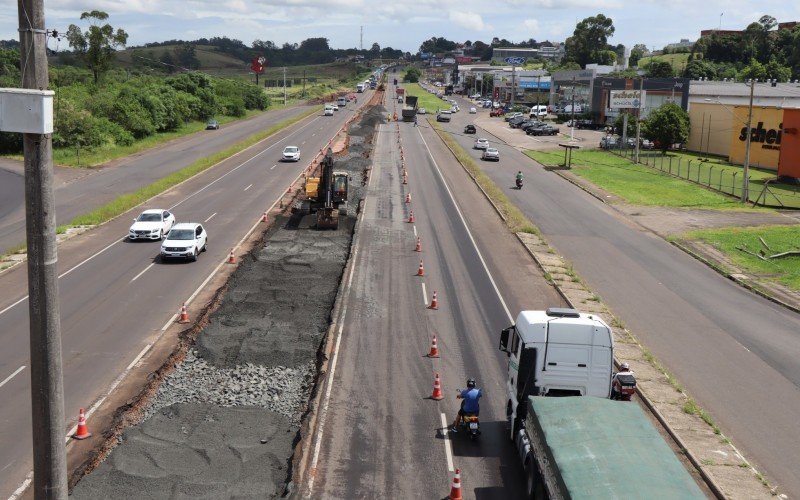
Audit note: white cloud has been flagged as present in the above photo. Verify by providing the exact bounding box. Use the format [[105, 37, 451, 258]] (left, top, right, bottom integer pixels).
[[521, 19, 540, 34], [448, 11, 490, 31], [527, 0, 623, 8]]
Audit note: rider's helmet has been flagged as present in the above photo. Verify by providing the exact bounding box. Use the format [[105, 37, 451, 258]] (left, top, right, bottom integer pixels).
[[466, 378, 476, 388], [620, 362, 630, 371]]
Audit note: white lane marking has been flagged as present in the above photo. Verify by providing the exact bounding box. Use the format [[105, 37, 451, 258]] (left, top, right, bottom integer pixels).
[[413, 225, 417, 237], [312, 133, 316, 137], [0, 115, 324, 320], [205, 212, 217, 223], [270, 164, 277, 170], [244, 183, 253, 191], [301, 141, 306, 145], [130, 263, 155, 283], [421, 282, 428, 306], [0, 365, 25, 390], [7, 472, 33, 500], [126, 344, 152, 371], [416, 128, 514, 323], [440, 413, 455, 472]]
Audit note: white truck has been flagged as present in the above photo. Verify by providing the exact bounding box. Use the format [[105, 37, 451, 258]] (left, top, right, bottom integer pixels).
[[498, 307, 613, 438], [356, 83, 365, 93]]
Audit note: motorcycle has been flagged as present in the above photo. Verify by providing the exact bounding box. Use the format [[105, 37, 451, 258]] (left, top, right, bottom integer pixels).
[[455, 390, 481, 440], [516, 178, 523, 189], [610, 372, 637, 401]]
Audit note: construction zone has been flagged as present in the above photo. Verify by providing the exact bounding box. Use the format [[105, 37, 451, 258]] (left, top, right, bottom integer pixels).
[[69, 96, 386, 499]]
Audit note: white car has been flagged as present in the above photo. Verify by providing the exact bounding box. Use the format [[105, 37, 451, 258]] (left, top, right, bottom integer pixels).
[[482, 148, 500, 161], [324, 106, 334, 116], [129, 209, 175, 241], [282, 146, 300, 162], [330, 103, 339, 111], [473, 138, 490, 150], [418, 108, 427, 115], [469, 107, 477, 114], [160, 223, 207, 262]]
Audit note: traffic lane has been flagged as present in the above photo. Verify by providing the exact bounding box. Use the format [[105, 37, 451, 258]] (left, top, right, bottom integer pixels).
[[441, 113, 800, 492], [0, 96, 370, 497], [0, 167, 23, 222]]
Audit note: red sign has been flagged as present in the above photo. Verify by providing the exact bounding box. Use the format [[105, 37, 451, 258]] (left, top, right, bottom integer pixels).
[[251, 56, 266, 74], [456, 56, 472, 64]]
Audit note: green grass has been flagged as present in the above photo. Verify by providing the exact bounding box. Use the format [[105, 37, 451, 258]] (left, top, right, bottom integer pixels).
[[68, 105, 321, 227], [527, 149, 745, 209], [638, 53, 690, 72], [403, 83, 452, 114], [675, 225, 800, 291]]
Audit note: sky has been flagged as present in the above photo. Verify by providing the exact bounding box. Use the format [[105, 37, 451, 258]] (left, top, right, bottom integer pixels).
[[2, 0, 799, 55]]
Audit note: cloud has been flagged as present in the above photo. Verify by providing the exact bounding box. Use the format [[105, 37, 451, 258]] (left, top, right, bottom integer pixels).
[[522, 19, 540, 34], [526, 0, 623, 8], [448, 11, 490, 31]]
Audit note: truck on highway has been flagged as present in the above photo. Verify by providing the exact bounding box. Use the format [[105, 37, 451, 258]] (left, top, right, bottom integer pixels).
[[499, 308, 705, 498], [356, 83, 365, 93], [401, 95, 418, 122]]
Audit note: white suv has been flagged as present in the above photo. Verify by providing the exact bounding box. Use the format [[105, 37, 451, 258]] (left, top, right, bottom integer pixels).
[[160, 223, 208, 262], [129, 209, 175, 241]]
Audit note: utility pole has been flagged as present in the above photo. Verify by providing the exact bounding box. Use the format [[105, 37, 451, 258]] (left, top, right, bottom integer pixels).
[[536, 74, 541, 107], [17, 0, 68, 497], [635, 77, 644, 163], [302, 69, 306, 98], [510, 64, 516, 107], [570, 77, 576, 141], [283, 67, 287, 105], [741, 79, 755, 203]]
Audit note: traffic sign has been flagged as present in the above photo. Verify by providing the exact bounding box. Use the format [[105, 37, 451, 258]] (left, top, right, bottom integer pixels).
[[504, 57, 526, 65]]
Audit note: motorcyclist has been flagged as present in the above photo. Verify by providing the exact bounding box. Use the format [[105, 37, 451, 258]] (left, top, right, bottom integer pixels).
[[515, 171, 524, 186], [451, 378, 482, 432], [611, 362, 635, 399]]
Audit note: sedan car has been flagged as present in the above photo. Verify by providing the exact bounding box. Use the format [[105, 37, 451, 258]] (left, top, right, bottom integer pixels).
[[160, 223, 207, 262], [473, 138, 490, 150], [205, 120, 219, 130], [504, 112, 523, 122], [464, 124, 477, 134], [528, 125, 559, 136], [418, 107, 427, 115], [282, 146, 301, 162], [481, 148, 500, 161], [469, 107, 477, 114], [129, 209, 175, 241]]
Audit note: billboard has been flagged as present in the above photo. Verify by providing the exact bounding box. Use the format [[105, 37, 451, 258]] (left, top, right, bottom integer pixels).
[[609, 90, 645, 109], [504, 57, 526, 65], [729, 106, 783, 170], [519, 80, 551, 90]]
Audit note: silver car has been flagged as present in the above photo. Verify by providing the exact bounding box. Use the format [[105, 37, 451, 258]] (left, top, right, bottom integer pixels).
[[481, 148, 500, 161], [473, 138, 490, 150]]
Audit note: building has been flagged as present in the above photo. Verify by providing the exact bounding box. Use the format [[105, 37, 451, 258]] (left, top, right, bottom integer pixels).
[[592, 77, 690, 124], [665, 39, 693, 51], [701, 20, 799, 38], [549, 69, 598, 112], [490, 45, 565, 64], [779, 109, 800, 179]]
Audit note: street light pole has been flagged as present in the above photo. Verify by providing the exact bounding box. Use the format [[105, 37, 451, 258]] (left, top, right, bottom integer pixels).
[[741, 79, 755, 203], [570, 77, 576, 141], [635, 77, 644, 163]]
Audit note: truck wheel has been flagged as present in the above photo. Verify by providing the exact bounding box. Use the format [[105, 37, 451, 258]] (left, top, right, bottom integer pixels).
[[525, 458, 545, 500]]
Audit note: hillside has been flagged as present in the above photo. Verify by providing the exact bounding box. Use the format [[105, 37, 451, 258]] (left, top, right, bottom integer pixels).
[[115, 45, 246, 70], [638, 53, 690, 73]]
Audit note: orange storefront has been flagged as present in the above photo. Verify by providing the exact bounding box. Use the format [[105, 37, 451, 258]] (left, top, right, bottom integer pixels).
[[779, 108, 800, 179]]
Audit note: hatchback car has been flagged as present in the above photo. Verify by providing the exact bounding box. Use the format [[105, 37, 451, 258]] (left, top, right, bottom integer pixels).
[[482, 148, 500, 161], [464, 124, 477, 134], [282, 146, 301, 162], [160, 223, 207, 262], [469, 107, 477, 114], [418, 108, 427, 115], [206, 120, 219, 130], [129, 209, 175, 241], [473, 138, 490, 150]]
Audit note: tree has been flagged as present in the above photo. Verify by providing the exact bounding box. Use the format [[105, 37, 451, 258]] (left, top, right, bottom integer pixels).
[[564, 14, 615, 67], [645, 60, 674, 77], [642, 103, 689, 154], [629, 43, 647, 67], [683, 59, 718, 79], [175, 43, 200, 69], [613, 113, 637, 137], [764, 58, 791, 82], [404, 67, 421, 83], [159, 50, 176, 73], [596, 49, 618, 65], [740, 58, 767, 81], [370, 43, 380, 55], [65, 11, 128, 84]]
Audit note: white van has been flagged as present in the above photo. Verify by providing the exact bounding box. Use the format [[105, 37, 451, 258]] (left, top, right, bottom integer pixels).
[[337, 97, 347, 107], [529, 105, 548, 118]]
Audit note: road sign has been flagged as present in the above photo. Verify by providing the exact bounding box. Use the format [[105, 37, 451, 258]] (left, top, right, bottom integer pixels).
[[250, 56, 265, 74], [504, 57, 526, 65]]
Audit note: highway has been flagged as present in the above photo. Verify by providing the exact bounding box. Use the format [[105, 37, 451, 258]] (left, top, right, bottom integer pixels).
[[439, 100, 800, 494], [0, 104, 312, 255], [0, 92, 371, 498], [307, 96, 566, 497]]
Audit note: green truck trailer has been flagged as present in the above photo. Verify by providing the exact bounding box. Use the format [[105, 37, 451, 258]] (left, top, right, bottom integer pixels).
[[519, 396, 706, 499]]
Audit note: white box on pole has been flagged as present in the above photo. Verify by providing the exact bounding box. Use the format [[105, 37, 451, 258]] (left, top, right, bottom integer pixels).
[[0, 87, 54, 134]]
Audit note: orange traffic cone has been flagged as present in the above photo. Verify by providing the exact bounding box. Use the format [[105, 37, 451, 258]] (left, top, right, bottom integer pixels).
[[448, 469, 463, 500], [417, 260, 425, 277], [428, 335, 440, 358], [227, 249, 236, 264], [431, 373, 444, 400], [405, 192, 411, 204], [429, 291, 439, 310], [72, 408, 92, 440], [178, 303, 190, 324], [415, 237, 422, 252], [262, 212, 269, 223], [408, 211, 415, 223]]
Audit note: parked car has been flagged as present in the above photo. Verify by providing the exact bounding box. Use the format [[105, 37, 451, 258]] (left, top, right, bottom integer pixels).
[[436, 111, 452, 122], [464, 124, 477, 134], [129, 209, 176, 241], [205, 119, 219, 130], [528, 125, 559, 136], [641, 139, 655, 149], [482, 148, 500, 161], [505, 112, 523, 122], [474, 138, 490, 150], [418, 108, 427, 115], [600, 136, 619, 149], [160, 223, 208, 262], [490, 108, 505, 117], [508, 116, 528, 128], [522, 122, 546, 134], [282, 146, 301, 162], [469, 107, 477, 114]]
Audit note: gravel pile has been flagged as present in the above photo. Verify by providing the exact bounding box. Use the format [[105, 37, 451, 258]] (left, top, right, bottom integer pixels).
[[144, 350, 314, 424]]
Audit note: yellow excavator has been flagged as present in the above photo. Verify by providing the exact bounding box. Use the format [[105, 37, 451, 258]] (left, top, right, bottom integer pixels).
[[302, 148, 349, 229]]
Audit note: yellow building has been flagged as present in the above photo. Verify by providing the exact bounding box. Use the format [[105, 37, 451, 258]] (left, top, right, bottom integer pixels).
[[687, 102, 733, 157], [728, 106, 783, 170]]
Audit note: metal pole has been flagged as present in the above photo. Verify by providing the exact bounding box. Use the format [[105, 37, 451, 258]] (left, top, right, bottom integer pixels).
[[741, 79, 754, 203], [283, 67, 287, 105], [511, 64, 516, 107], [18, 0, 68, 497], [635, 77, 644, 163], [570, 77, 576, 141], [302, 69, 306, 98]]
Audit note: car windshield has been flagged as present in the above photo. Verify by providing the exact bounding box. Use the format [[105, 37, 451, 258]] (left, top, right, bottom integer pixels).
[[167, 229, 194, 240], [487, 149, 498, 153], [284, 147, 298, 153], [138, 213, 161, 222]]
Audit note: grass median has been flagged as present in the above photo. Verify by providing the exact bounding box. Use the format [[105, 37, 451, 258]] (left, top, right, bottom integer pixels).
[[403, 83, 453, 114], [430, 120, 539, 235], [67, 105, 322, 228], [672, 225, 800, 291], [527, 149, 751, 210]]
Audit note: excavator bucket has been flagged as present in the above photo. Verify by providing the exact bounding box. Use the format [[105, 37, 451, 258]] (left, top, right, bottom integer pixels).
[[316, 207, 339, 230]]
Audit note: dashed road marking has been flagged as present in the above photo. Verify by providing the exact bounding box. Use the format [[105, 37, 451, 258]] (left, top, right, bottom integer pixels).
[[0, 365, 25, 390], [244, 183, 253, 191], [422, 282, 428, 306], [205, 212, 217, 223], [130, 263, 155, 283]]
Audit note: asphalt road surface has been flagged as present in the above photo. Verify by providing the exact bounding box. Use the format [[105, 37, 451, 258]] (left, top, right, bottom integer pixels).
[[441, 100, 800, 495], [0, 93, 371, 499], [308, 97, 565, 498], [0, 104, 312, 255]]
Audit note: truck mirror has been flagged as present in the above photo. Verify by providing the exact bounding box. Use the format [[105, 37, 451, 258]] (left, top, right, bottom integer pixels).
[[499, 326, 512, 354]]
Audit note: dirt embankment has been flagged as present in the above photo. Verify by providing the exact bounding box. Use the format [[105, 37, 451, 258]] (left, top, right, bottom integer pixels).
[[71, 106, 386, 499]]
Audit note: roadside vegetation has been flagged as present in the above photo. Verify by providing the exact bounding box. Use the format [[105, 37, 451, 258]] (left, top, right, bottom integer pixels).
[[526, 149, 747, 209], [673, 225, 800, 291]]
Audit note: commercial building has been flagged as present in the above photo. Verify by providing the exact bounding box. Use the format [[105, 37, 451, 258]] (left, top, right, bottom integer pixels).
[[592, 77, 690, 123], [550, 69, 598, 111], [491, 45, 565, 63]]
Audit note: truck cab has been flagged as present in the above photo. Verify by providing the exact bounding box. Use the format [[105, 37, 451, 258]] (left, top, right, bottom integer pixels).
[[499, 308, 613, 438]]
